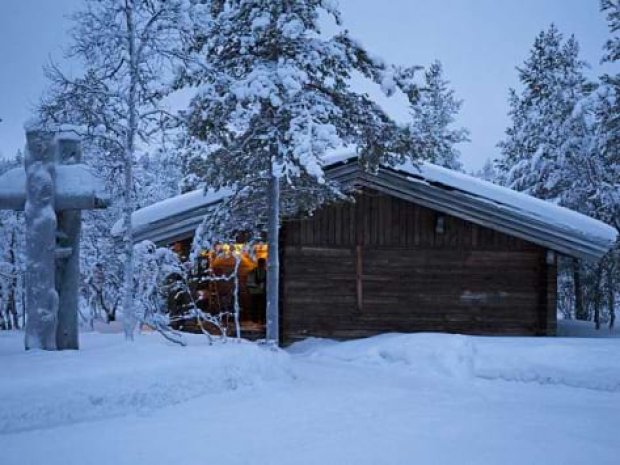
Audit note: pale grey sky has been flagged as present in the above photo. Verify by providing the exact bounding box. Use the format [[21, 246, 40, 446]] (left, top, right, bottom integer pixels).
[[0, 0, 613, 169]]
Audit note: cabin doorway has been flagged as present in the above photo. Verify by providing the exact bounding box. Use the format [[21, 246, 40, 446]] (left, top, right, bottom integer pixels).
[[168, 239, 268, 339]]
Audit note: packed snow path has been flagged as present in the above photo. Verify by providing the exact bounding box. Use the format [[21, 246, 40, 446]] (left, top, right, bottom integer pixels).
[[0, 327, 618, 465]]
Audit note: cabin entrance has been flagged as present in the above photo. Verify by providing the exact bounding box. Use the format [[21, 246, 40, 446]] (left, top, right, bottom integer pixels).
[[167, 238, 268, 339]]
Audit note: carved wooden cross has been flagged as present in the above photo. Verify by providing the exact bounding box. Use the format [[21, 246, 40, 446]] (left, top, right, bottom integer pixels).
[[0, 130, 109, 350]]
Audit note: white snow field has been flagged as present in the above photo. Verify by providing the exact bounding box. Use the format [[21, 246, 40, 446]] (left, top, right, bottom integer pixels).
[[0, 324, 619, 465]]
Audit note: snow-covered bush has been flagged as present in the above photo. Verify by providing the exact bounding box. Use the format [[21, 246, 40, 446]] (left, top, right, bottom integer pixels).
[[132, 241, 244, 345]]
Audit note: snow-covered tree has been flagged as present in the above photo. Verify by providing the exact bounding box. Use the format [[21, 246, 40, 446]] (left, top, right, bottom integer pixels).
[[595, 0, 620, 328], [38, 0, 182, 340], [496, 25, 595, 201], [495, 26, 597, 322], [472, 159, 498, 183], [602, 0, 620, 64], [408, 61, 469, 170], [497, 21, 620, 326], [0, 155, 25, 331], [598, 0, 620, 233], [563, 3, 620, 328], [174, 0, 422, 343]]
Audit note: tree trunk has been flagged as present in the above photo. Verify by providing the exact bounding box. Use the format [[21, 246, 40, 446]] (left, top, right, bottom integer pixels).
[[593, 263, 603, 330], [121, 0, 138, 341], [7, 230, 19, 330], [608, 264, 616, 330], [573, 258, 586, 320], [266, 166, 280, 346]]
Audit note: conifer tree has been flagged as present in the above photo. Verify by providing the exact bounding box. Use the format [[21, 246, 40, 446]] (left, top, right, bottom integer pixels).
[[496, 25, 595, 201], [409, 61, 469, 170], [496, 25, 598, 322], [597, 0, 620, 328], [175, 0, 422, 343], [598, 0, 620, 233]]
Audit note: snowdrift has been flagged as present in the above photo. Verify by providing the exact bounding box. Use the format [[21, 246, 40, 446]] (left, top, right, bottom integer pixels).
[[2, 328, 619, 436], [291, 332, 620, 392], [0, 332, 292, 434]]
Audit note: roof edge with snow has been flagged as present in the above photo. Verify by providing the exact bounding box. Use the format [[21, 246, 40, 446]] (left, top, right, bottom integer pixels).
[[117, 153, 617, 261]]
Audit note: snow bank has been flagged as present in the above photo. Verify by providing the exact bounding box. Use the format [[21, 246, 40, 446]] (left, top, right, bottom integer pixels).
[[557, 318, 620, 338], [471, 336, 620, 392], [0, 332, 292, 434], [292, 333, 620, 392]]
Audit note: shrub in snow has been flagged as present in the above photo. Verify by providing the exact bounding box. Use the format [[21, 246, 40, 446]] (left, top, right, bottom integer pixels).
[[131, 241, 246, 345]]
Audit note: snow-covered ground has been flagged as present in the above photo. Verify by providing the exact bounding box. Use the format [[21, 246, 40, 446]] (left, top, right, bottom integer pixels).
[[1, 323, 619, 465]]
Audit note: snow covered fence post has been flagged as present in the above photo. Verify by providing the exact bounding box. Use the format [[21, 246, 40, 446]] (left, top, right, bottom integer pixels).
[[24, 130, 59, 350]]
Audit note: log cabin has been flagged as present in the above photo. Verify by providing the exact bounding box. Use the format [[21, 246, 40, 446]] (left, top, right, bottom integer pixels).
[[115, 152, 618, 344]]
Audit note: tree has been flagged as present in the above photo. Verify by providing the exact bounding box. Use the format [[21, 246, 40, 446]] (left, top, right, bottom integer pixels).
[[602, 0, 620, 64], [175, 0, 422, 344], [598, 0, 620, 233], [0, 155, 25, 331], [472, 158, 498, 183], [39, 0, 182, 340], [496, 25, 595, 202], [597, 0, 620, 328], [495, 25, 599, 322], [408, 61, 469, 170]]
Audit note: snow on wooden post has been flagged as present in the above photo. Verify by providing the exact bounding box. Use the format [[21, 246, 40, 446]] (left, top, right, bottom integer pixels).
[[0, 129, 109, 350], [24, 131, 59, 350], [55, 136, 82, 350]]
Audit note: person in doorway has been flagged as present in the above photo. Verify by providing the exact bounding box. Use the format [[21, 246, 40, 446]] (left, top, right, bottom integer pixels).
[[247, 258, 267, 324]]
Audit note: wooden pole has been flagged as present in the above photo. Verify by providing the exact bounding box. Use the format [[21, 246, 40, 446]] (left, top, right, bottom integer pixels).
[[55, 136, 82, 350], [24, 130, 58, 350]]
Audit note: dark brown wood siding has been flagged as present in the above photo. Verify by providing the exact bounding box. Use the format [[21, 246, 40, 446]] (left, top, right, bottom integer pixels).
[[281, 189, 557, 343]]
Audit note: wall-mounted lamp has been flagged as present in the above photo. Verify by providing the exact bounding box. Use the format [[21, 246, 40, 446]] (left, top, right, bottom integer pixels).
[[435, 214, 446, 235]]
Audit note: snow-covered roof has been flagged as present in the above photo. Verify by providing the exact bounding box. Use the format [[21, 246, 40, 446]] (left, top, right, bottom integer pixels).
[[111, 187, 232, 244], [119, 152, 617, 260], [328, 152, 618, 250]]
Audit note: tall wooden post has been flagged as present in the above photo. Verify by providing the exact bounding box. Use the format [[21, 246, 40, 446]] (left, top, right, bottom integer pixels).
[[55, 137, 82, 350], [24, 131, 59, 350], [0, 129, 109, 351]]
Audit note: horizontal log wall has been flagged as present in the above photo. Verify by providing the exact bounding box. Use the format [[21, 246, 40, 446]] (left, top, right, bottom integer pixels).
[[281, 189, 556, 343]]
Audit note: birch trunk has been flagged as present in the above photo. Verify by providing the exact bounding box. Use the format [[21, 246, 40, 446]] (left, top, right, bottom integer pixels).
[[608, 264, 616, 330], [593, 263, 603, 330], [122, 0, 138, 340], [7, 231, 18, 330], [266, 166, 280, 346]]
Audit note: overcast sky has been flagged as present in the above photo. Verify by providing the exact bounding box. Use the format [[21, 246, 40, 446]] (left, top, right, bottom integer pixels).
[[0, 0, 613, 170]]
